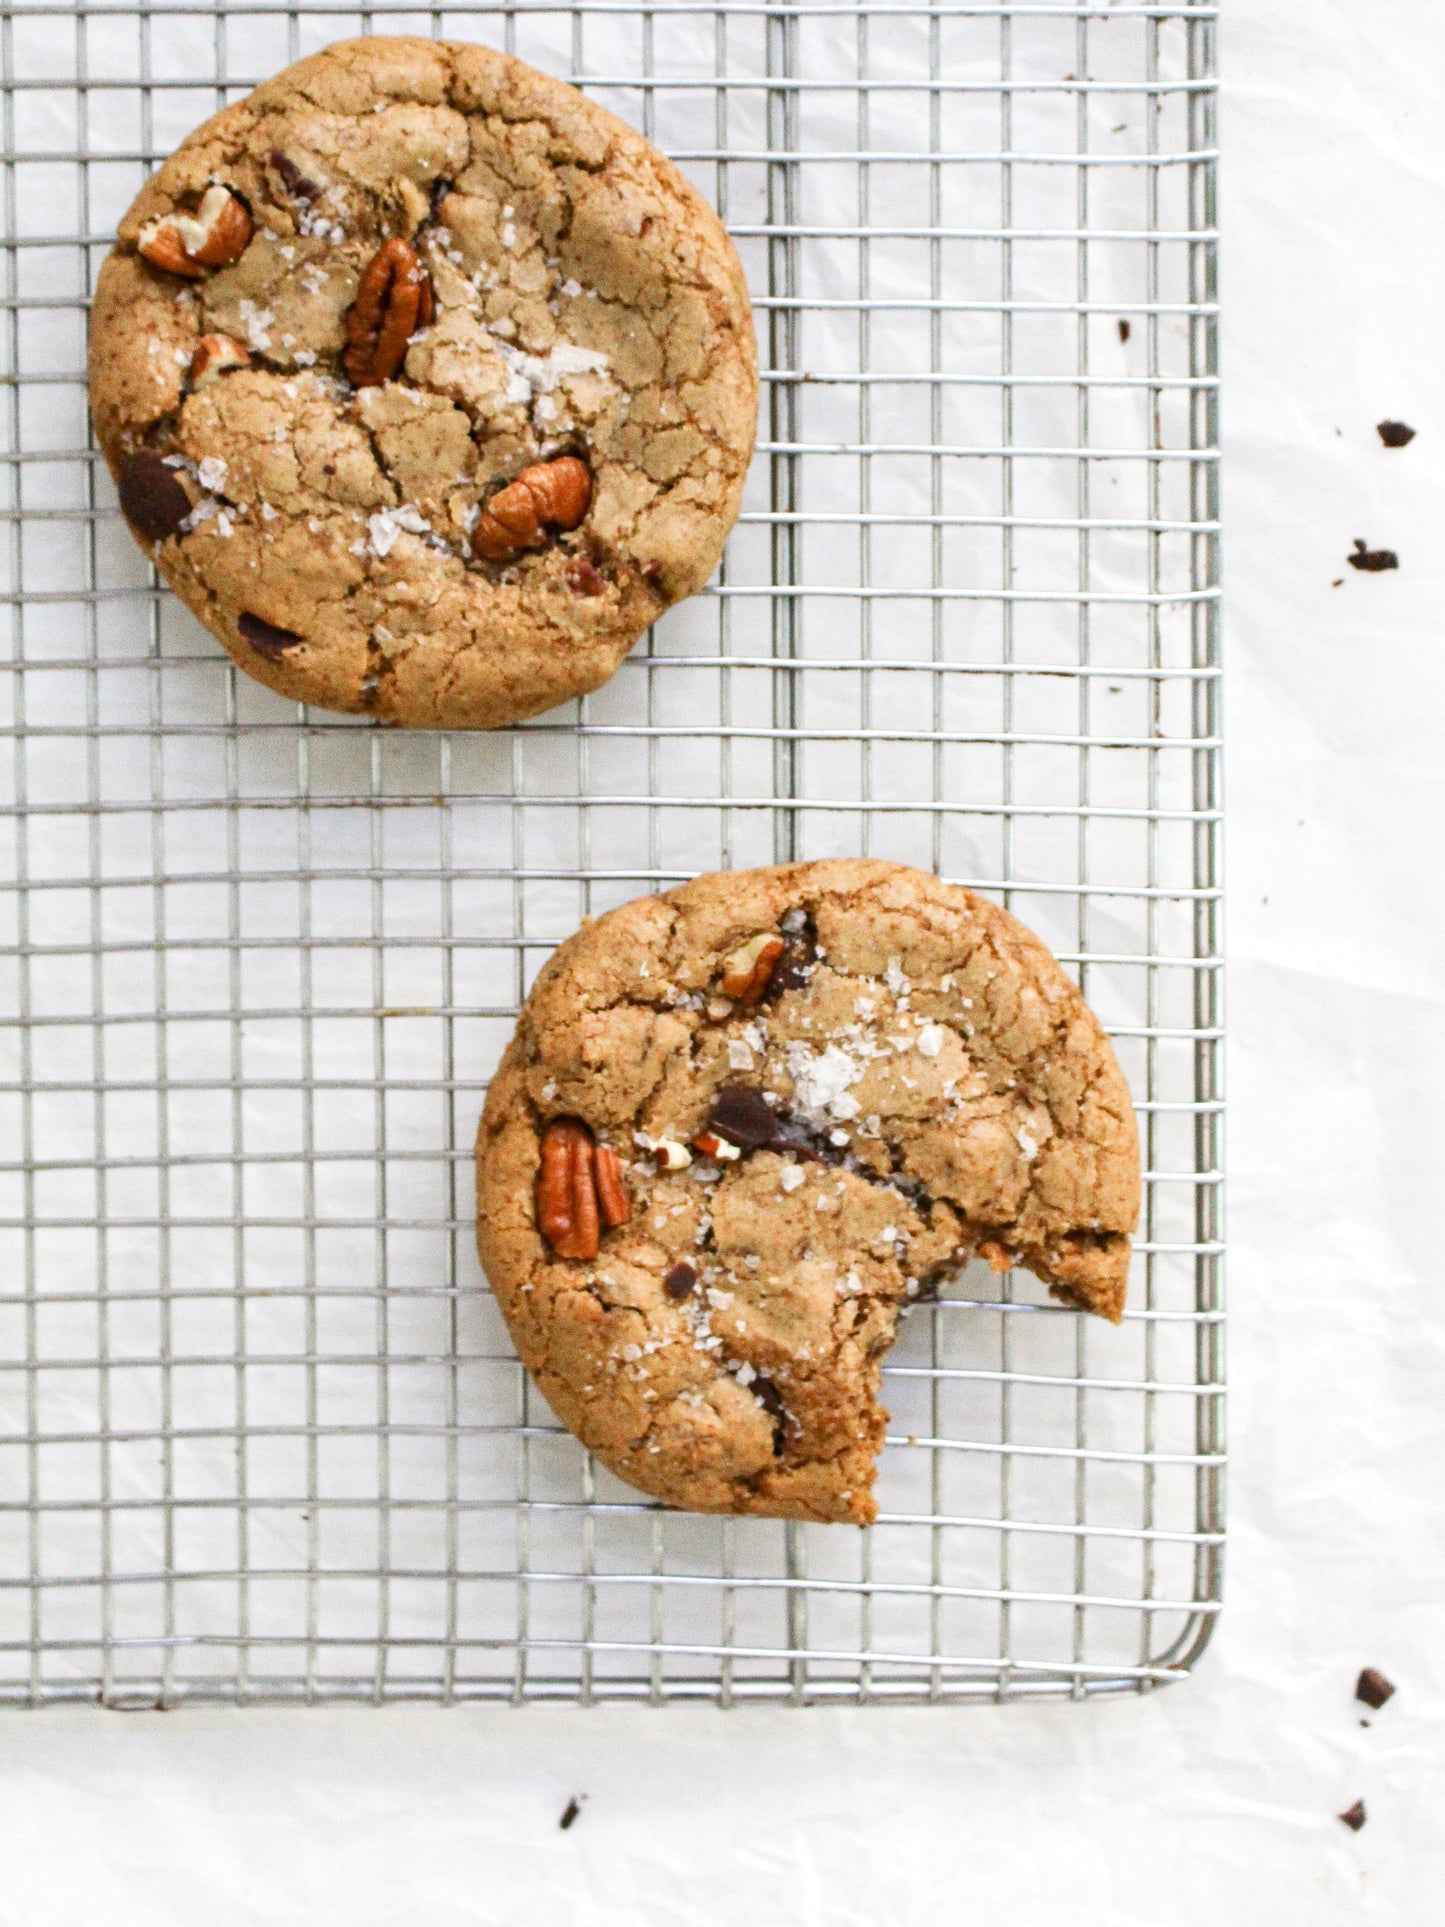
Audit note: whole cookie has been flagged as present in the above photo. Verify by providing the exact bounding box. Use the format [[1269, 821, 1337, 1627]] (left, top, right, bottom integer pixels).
[[476, 861, 1141, 1526], [89, 37, 758, 727]]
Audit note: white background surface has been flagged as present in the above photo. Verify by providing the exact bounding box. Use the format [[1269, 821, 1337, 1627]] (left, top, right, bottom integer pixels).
[[3, 1, 1444, 1919]]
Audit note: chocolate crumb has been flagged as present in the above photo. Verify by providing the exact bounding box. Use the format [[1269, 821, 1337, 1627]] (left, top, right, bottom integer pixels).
[[1118, 318, 1131, 343], [1355, 1666, 1395, 1710], [663, 1261, 697, 1300], [1377, 420, 1416, 448], [1348, 539, 1399, 573], [239, 612, 306, 657], [1338, 1799, 1366, 1833], [559, 1795, 584, 1831]]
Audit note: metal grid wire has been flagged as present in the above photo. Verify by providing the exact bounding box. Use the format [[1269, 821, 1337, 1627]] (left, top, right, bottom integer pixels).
[[0, 0, 1221, 1707]]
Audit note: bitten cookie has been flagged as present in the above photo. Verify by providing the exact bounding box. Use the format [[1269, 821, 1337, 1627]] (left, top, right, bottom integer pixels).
[[89, 36, 758, 727], [476, 860, 1141, 1526]]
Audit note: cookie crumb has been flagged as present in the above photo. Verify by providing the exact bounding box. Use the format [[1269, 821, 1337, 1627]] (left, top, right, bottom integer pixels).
[[1337, 1799, 1366, 1833]]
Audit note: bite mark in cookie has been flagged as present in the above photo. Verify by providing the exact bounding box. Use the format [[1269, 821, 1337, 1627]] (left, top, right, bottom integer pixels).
[[475, 859, 1142, 1526]]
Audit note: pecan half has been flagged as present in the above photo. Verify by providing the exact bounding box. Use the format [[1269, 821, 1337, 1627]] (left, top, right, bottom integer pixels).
[[535, 1117, 629, 1260], [188, 333, 250, 389], [472, 457, 593, 563], [138, 186, 252, 278], [720, 933, 786, 1004], [343, 238, 434, 388]]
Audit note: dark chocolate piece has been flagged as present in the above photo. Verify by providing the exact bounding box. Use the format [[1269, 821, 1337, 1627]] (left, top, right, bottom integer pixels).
[[270, 148, 320, 201], [1338, 1800, 1366, 1833], [663, 1262, 697, 1300], [559, 1796, 583, 1830], [1376, 420, 1416, 448], [117, 452, 191, 542], [709, 1083, 781, 1152], [1118, 318, 1131, 343], [239, 612, 305, 657], [751, 1374, 789, 1452]]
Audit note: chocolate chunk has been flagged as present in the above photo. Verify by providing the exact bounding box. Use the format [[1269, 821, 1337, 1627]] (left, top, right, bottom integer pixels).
[[270, 148, 320, 201], [117, 452, 191, 542], [709, 1084, 780, 1152], [1118, 318, 1131, 343], [705, 1079, 832, 1166], [559, 1796, 583, 1831], [1348, 539, 1399, 573], [766, 910, 818, 997], [752, 1375, 786, 1420], [1377, 420, 1416, 448], [1355, 1667, 1395, 1710], [239, 611, 305, 657], [566, 556, 607, 597], [663, 1262, 697, 1299], [1337, 1799, 1366, 1833], [751, 1374, 789, 1452]]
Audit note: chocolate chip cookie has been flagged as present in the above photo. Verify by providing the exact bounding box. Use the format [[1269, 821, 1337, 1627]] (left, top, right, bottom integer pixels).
[[89, 36, 758, 727], [476, 860, 1141, 1526]]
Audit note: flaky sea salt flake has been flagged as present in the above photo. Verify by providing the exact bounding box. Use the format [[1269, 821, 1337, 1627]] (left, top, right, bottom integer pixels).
[[366, 504, 430, 558]]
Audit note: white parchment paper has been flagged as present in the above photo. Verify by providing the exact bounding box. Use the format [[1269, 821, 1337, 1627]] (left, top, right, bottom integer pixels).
[[1, 0, 1443, 1919]]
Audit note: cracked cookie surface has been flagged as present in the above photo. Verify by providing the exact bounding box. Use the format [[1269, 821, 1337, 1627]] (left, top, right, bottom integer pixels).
[[89, 36, 758, 727], [475, 859, 1141, 1526]]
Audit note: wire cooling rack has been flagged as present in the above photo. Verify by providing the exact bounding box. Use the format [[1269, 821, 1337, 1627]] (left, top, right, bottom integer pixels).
[[0, 0, 1220, 1707]]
